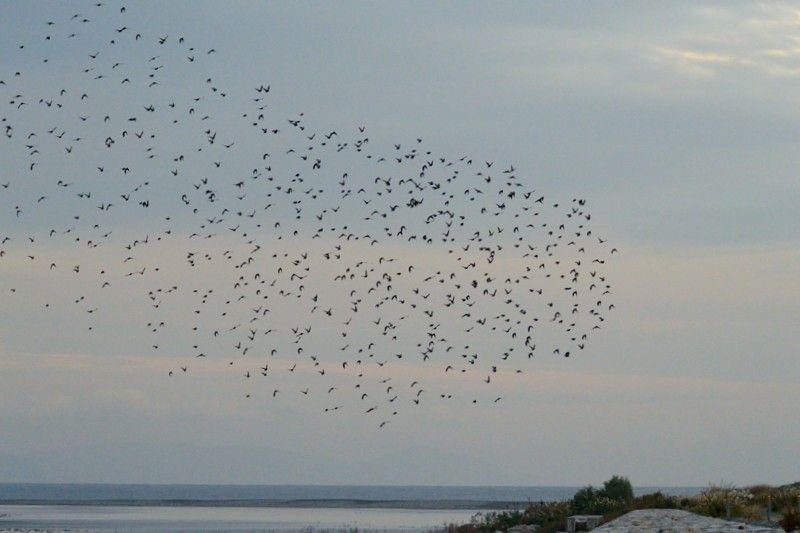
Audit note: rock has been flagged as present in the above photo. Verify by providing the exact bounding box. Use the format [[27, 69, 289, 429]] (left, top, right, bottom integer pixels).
[[593, 509, 784, 532]]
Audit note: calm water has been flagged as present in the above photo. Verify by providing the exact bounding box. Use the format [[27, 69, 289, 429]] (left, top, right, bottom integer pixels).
[[0, 504, 478, 532], [0, 484, 703, 532], [0, 483, 701, 506]]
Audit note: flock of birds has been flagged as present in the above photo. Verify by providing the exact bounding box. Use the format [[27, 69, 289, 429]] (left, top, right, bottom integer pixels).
[[0, 2, 616, 427]]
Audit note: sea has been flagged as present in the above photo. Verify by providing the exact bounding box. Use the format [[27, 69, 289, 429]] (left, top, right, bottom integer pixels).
[[0, 484, 703, 532]]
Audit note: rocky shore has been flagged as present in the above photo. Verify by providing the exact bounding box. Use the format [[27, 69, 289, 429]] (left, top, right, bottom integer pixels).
[[594, 509, 784, 532]]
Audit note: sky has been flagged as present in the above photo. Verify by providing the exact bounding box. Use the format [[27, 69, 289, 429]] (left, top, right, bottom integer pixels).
[[0, 1, 798, 487]]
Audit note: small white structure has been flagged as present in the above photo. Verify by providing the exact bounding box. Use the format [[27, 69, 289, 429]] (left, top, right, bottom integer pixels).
[[566, 515, 603, 531]]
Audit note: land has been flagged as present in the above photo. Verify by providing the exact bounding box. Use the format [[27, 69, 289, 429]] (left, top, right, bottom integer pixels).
[[595, 509, 783, 532], [448, 478, 800, 532]]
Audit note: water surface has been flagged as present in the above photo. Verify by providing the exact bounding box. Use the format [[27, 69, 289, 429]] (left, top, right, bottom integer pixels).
[[0, 504, 478, 532]]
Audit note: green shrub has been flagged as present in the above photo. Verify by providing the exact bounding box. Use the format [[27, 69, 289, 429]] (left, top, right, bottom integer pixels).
[[632, 491, 679, 510], [525, 500, 572, 530], [571, 477, 637, 516], [467, 509, 524, 531], [603, 475, 634, 504], [572, 486, 600, 513]]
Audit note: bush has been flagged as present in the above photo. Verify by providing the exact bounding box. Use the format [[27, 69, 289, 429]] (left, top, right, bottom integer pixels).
[[467, 509, 526, 531], [603, 475, 634, 504], [780, 506, 800, 532], [571, 476, 634, 516], [525, 500, 572, 531], [631, 491, 679, 510], [571, 485, 623, 515], [572, 486, 600, 513], [685, 484, 751, 519], [772, 486, 800, 512]]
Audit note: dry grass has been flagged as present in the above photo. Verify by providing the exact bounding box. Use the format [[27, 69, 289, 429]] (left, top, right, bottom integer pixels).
[[683, 483, 800, 529]]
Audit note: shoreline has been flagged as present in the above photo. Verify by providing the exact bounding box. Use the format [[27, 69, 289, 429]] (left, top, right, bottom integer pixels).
[[0, 499, 523, 510]]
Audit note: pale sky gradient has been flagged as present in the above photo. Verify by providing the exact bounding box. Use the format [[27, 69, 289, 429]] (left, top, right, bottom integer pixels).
[[0, 1, 798, 487]]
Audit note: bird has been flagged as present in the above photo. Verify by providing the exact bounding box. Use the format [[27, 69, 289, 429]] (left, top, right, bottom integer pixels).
[[0, 1, 616, 426]]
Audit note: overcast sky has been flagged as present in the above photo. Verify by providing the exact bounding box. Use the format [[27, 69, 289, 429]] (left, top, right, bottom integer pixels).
[[0, 1, 798, 487]]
